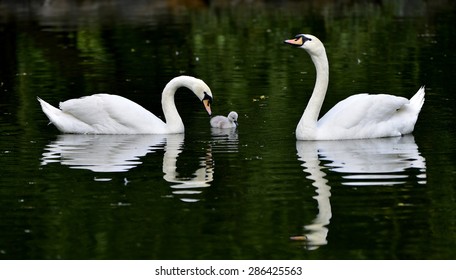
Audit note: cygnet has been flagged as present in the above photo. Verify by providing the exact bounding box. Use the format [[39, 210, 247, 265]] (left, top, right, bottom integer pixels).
[[210, 111, 238, 128]]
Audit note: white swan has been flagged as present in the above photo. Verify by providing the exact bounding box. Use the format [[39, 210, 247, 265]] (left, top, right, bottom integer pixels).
[[284, 34, 425, 140], [37, 75, 213, 134], [210, 111, 238, 128]]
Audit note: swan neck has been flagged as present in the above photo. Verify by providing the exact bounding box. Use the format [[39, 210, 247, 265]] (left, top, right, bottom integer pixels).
[[161, 77, 195, 133], [299, 51, 329, 132]]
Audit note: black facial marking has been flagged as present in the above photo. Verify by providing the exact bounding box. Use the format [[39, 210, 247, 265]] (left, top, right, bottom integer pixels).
[[203, 92, 212, 104], [297, 34, 312, 42]]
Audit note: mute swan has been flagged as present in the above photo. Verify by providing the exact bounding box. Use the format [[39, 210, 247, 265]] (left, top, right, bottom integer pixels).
[[284, 34, 425, 140], [210, 111, 238, 128], [37, 75, 213, 134]]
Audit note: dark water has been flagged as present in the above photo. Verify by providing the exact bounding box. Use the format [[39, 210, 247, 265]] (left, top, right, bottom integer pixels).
[[1, 0, 455, 260]]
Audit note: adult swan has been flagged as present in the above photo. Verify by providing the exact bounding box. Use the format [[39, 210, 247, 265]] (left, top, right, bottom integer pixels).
[[38, 76, 213, 134], [284, 34, 425, 140]]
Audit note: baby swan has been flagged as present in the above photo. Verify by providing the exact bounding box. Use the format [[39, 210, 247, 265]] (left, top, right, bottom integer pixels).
[[210, 111, 238, 128]]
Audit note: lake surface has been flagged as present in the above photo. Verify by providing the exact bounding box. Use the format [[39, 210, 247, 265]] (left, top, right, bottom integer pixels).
[[0, 0, 455, 260]]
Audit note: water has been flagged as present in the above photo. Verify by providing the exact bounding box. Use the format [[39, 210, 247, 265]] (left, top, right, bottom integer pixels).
[[1, 0, 455, 260]]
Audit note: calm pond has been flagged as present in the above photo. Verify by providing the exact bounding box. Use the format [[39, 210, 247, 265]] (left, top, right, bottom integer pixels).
[[0, 0, 455, 260]]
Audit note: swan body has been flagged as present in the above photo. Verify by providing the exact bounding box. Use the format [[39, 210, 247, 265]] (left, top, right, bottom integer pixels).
[[284, 34, 425, 140], [38, 75, 213, 134], [210, 111, 238, 128]]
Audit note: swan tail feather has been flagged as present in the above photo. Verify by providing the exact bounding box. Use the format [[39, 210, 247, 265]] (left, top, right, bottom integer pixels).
[[409, 86, 425, 114], [37, 97, 62, 121], [37, 97, 93, 133]]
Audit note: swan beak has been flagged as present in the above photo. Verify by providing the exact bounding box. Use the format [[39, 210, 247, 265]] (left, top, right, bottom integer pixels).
[[202, 99, 212, 116], [284, 36, 303, 46]]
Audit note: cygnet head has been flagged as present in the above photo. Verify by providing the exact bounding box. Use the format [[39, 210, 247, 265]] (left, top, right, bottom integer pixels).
[[284, 34, 325, 57], [228, 111, 239, 126]]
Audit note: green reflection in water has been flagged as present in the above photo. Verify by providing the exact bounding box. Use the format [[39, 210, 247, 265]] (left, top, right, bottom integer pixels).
[[0, 0, 455, 259]]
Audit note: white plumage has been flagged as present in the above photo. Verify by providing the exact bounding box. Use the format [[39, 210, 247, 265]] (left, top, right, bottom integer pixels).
[[284, 34, 425, 140], [38, 76, 213, 134]]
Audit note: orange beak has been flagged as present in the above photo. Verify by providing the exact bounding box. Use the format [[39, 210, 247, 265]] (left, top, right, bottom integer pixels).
[[203, 99, 212, 116], [284, 36, 304, 46]]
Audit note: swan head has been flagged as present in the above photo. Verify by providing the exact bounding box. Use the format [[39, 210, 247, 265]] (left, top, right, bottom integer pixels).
[[228, 111, 239, 126], [284, 34, 325, 57], [192, 79, 213, 116], [172, 75, 213, 116]]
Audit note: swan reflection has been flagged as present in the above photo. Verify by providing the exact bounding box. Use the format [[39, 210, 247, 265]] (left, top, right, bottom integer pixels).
[[41, 134, 214, 202], [41, 134, 165, 172], [294, 135, 426, 250], [163, 134, 214, 203]]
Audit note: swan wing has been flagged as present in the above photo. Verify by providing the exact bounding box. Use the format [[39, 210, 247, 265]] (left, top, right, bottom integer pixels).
[[60, 94, 166, 134], [317, 94, 411, 139], [38, 97, 96, 133]]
